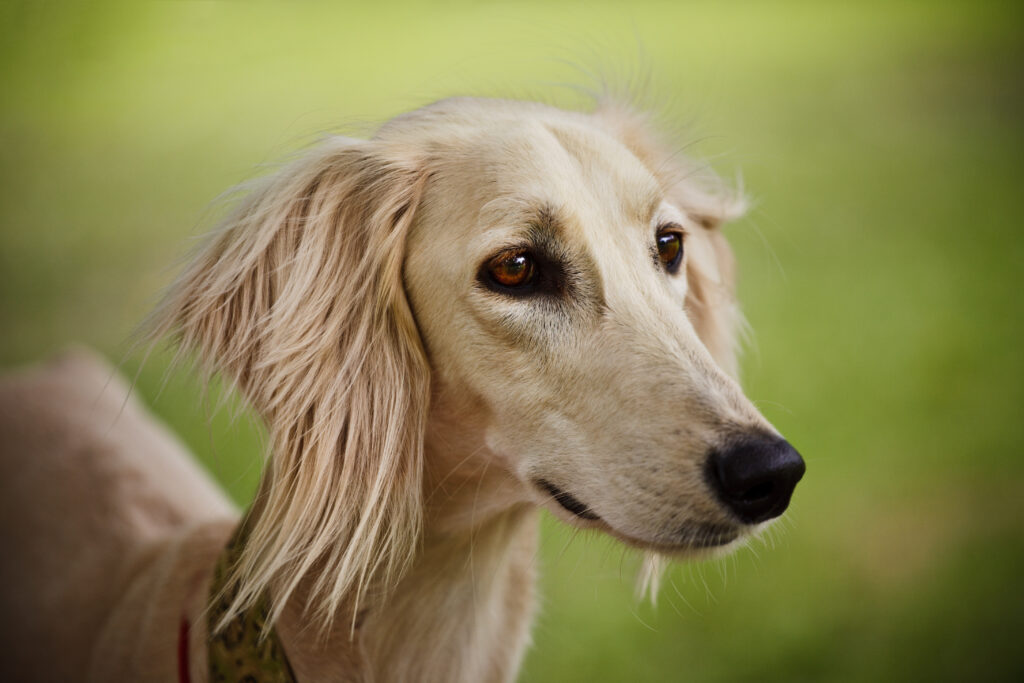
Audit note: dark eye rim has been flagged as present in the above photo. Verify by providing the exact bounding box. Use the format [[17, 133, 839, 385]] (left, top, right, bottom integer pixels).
[[656, 224, 686, 274], [479, 248, 542, 297]]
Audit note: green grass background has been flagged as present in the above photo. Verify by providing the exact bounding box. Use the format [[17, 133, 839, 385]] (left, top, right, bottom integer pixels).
[[2, 1, 1022, 681]]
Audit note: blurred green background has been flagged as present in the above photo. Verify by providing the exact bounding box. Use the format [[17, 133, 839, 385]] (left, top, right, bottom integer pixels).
[[2, 1, 1022, 681]]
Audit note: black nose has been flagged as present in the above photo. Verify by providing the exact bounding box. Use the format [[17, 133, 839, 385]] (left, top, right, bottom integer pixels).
[[705, 436, 805, 524]]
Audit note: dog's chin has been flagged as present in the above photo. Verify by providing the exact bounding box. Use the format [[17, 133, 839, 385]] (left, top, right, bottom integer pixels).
[[533, 479, 747, 557], [602, 523, 746, 559]]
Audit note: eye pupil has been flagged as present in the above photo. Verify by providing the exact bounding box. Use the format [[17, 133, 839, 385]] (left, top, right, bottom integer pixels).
[[657, 231, 683, 271], [488, 251, 535, 288]]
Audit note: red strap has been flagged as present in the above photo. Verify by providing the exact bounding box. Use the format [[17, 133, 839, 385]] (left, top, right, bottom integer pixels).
[[178, 618, 191, 683]]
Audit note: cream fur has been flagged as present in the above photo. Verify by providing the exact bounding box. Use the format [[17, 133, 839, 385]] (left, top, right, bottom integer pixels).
[[0, 97, 786, 682]]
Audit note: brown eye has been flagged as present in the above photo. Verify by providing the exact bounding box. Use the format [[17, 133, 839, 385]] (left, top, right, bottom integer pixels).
[[656, 229, 684, 273], [486, 250, 536, 289]]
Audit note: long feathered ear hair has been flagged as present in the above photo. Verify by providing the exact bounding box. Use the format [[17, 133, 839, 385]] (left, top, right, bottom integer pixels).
[[148, 137, 430, 634]]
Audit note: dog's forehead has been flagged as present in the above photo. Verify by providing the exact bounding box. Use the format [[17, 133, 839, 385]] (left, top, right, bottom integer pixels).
[[483, 118, 662, 223], [416, 111, 663, 232]]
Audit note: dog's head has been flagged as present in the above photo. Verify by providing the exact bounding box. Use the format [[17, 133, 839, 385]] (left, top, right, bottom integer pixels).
[[399, 99, 804, 552], [155, 97, 803, 627]]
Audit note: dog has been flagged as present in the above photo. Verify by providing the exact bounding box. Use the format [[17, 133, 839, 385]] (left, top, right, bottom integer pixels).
[[0, 96, 804, 682]]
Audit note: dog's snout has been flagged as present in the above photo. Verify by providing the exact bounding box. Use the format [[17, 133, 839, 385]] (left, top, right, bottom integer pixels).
[[706, 436, 805, 524]]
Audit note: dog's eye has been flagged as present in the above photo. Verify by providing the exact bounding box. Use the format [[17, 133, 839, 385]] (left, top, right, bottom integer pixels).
[[485, 249, 537, 290], [656, 227, 684, 274]]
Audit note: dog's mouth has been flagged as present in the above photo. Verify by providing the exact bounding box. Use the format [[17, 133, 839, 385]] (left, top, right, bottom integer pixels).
[[536, 479, 601, 520], [533, 478, 742, 552]]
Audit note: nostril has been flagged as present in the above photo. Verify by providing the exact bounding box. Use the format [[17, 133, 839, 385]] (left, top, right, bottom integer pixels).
[[706, 435, 805, 524]]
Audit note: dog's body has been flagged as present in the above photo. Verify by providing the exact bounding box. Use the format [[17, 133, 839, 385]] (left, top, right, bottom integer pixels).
[[0, 349, 533, 681], [0, 350, 237, 681], [0, 97, 803, 682]]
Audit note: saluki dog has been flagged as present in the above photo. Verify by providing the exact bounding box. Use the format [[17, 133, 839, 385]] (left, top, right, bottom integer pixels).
[[0, 97, 804, 682]]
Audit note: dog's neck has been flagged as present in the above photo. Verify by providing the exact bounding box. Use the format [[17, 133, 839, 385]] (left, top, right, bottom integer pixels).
[[273, 397, 540, 683]]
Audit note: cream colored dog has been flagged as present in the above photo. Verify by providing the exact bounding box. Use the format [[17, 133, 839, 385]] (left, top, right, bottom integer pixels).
[[0, 97, 804, 682]]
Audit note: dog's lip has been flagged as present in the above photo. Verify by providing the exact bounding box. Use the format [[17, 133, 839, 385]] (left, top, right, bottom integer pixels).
[[534, 478, 601, 520]]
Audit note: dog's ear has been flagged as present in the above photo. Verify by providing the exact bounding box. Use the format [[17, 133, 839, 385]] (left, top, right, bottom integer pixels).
[[594, 101, 746, 378], [151, 137, 430, 631]]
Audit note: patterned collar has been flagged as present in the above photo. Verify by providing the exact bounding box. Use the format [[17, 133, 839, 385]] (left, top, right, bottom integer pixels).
[[180, 524, 297, 683]]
